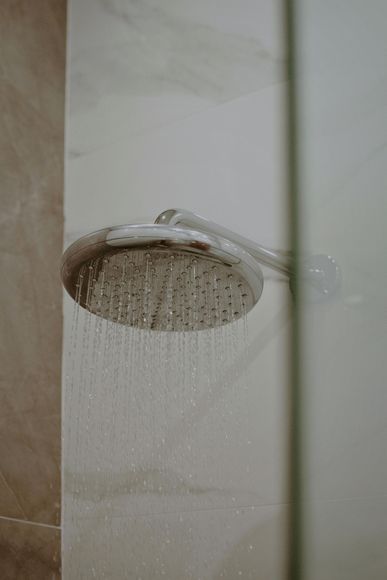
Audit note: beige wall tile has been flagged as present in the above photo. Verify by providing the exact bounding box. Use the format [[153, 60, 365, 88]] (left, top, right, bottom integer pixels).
[[0, 519, 60, 580], [0, 478, 25, 521], [0, 0, 66, 529]]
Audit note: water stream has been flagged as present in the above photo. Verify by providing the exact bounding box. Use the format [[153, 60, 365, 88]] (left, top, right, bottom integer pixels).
[[64, 261, 251, 578]]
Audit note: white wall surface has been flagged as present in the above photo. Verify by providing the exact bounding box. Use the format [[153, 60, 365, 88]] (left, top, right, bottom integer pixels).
[[63, 1, 290, 577], [296, 1, 387, 578]]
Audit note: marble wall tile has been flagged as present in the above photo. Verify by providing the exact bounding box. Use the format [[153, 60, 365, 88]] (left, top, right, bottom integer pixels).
[[64, 1, 288, 577], [294, 0, 387, 577], [64, 504, 287, 579], [0, 519, 60, 580], [303, 498, 387, 580], [0, 409, 61, 523], [66, 84, 287, 247], [69, 0, 286, 156], [0, 0, 66, 528], [0, 480, 25, 521], [295, 0, 387, 503]]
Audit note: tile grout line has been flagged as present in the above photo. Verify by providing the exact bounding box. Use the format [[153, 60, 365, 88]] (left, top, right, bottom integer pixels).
[[0, 515, 61, 531], [64, 501, 291, 523]]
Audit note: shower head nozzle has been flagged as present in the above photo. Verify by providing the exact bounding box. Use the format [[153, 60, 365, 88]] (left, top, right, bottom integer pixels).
[[61, 221, 264, 331]]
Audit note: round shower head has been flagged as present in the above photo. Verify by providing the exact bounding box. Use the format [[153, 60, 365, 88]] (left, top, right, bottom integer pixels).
[[61, 224, 264, 331]]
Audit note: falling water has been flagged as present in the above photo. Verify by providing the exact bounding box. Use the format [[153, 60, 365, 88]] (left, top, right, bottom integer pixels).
[[63, 251, 252, 579]]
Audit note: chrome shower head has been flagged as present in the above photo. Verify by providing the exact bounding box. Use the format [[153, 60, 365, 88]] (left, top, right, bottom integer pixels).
[[62, 209, 341, 331], [61, 208, 339, 331], [61, 222, 264, 331]]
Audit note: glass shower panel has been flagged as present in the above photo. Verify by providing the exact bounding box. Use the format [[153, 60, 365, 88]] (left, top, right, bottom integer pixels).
[[294, 1, 387, 578]]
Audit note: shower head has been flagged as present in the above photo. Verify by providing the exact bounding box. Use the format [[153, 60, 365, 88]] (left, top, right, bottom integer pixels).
[[61, 221, 264, 331], [61, 208, 339, 331]]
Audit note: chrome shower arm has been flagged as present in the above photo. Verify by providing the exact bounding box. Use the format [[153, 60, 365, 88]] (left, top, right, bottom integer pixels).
[[155, 209, 341, 298], [155, 208, 293, 276]]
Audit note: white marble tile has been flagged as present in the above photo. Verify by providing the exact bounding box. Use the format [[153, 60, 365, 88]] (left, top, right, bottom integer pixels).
[[63, 504, 287, 579], [65, 84, 288, 248], [68, 0, 286, 155], [295, 1, 387, 578], [296, 2, 387, 220], [303, 497, 387, 580], [295, 0, 387, 504], [301, 294, 387, 502], [64, 1, 289, 575]]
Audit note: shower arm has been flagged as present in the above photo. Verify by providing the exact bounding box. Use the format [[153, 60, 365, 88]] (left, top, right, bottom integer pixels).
[[156, 208, 292, 275], [155, 209, 340, 296]]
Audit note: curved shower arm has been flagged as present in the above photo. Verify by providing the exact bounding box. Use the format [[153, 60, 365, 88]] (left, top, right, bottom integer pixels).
[[155, 208, 341, 297], [156, 208, 292, 275]]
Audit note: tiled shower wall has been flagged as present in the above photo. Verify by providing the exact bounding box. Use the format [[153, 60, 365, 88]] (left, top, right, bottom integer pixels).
[[63, 1, 289, 578], [0, 1, 66, 577]]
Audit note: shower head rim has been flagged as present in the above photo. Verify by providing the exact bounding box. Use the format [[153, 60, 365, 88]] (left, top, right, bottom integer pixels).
[[61, 223, 264, 328], [61, 224, 263, 290], [62, 223, 252, 264]]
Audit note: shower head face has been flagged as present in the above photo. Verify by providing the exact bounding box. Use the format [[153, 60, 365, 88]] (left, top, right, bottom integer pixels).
[[61, 224, 263, 331]]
